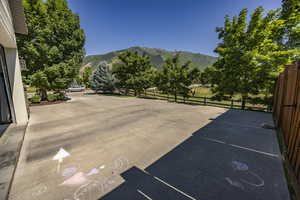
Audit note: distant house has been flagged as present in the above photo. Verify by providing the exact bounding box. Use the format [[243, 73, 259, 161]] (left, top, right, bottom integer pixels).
[[0, 0, 28, 124]]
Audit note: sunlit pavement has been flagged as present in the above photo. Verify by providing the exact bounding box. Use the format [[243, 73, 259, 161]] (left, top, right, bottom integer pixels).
[[8, 92, 227, 200]]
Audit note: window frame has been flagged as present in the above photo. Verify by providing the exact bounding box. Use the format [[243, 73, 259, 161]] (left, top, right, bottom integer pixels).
[[0, 45, 14, 124]]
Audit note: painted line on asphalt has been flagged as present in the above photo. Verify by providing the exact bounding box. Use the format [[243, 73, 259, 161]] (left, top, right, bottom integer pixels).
[[215, 121, 270, 130], [137, 189, 153, 200], [200, 137, 278, 158], [229, 144, 278, 158], [141, 169, 197, 199], [153, 176, 197, 200], [201, 136, 226, 144]]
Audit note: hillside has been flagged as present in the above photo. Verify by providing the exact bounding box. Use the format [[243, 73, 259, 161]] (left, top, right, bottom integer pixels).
[[81, 47, 217, 71]]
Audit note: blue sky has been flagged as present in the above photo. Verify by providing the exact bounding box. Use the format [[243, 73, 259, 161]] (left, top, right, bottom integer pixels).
[[68, 0, 282, 56]]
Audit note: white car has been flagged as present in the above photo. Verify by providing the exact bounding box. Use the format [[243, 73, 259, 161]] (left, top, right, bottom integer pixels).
[[66, 86, 86, 92]]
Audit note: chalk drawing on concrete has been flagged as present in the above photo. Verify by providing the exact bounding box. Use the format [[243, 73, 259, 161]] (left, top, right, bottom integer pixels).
[[225, 177, 244, 190], [99, 165, 105, 169], [240, 171, 265, 187], [31, 184, 48, 197], [61, 163, 80, 178], [230, 160, 264, 188], [87, 168, 99, 176], [63, 157, 129, 200], [61, 172, 89, 186], [231, 161, 249, 171], [74, 181, 102, 200], [53, 148, 70, 173], [62, 167, 78, 177], [110, 157, 129, 172]]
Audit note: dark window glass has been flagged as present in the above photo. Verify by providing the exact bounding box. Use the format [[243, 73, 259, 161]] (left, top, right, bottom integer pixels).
[[0, 46, 12, 124]]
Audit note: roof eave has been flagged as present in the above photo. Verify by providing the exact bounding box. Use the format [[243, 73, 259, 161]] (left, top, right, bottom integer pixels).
[[8, 0, 28, 35]]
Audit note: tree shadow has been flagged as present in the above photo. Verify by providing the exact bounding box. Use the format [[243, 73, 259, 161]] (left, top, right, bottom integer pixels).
[[100, 110, 290, 200]]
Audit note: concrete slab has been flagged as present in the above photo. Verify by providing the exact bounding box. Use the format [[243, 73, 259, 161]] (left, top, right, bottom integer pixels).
[[8, 92, 227, 200], [0, 124, 27, 200], [8, 93, 289, 200]]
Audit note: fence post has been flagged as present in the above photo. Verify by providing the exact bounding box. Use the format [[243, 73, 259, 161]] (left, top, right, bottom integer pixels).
[[204, 97, 207, 105], [231, 99, 233, 108]]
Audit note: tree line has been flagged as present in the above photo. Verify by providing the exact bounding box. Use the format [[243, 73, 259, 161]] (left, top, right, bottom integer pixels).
[[90, 51, 200, 102], [18, 0, 298, 107], [201, 0, 299, 108], [90, 0, 299, 108]]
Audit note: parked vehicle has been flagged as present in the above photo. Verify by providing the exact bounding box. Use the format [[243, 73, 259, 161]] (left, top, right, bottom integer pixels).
[[66, 85, 86, 92]]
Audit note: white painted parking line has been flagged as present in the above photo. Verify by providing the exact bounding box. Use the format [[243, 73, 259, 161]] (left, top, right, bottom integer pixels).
[[137, 189, 153, 200], [153, 176, 197, 200], [229, 144, 278, 158], [200, 136, 278, 158], [200, 136, 226, 144]]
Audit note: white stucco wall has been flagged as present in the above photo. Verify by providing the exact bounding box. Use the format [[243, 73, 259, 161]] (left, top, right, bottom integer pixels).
[[0, 0, 28, 124]]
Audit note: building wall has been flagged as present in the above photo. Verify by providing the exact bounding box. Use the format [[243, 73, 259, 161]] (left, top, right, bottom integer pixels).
[[0, 0, 16, 48], [0, 0, 28, 124]]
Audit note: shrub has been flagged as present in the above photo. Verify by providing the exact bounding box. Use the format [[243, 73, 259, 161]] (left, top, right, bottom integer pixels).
[[47, 94, 58, 102], [56, 93, 65, 101], [31, 95, 42, 103]]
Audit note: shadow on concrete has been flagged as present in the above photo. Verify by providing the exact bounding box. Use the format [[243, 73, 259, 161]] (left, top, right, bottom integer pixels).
[[0, 124, 9, 138], [100, 110, 290, 200]]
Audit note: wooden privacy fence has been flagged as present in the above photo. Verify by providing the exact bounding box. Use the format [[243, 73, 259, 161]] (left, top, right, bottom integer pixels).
[[273, 61, 300, 181]]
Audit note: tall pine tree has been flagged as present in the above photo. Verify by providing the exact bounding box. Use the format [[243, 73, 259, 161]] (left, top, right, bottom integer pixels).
[[91, 62, 115, 93]]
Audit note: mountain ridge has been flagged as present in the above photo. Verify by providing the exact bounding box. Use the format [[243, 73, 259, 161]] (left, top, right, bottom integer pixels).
[[81, 46, 217, 71]]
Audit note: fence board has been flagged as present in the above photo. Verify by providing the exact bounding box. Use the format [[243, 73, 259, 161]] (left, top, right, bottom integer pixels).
[[273, 61, 300, 181]]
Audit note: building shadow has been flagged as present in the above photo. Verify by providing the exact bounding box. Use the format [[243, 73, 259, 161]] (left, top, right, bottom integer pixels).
[[100, 110, 290, 200], [0, 124, 9, 138]]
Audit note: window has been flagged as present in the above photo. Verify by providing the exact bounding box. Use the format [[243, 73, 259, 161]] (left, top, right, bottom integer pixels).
[[0, 46, 12, 124]]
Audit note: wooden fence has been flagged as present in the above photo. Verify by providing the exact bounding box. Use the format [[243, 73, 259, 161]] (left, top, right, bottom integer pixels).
[[273, 61, 300, 181], [127, 89, 269, 111]]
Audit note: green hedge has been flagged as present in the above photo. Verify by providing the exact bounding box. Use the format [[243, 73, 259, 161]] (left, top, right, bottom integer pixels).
[[31, 95, 42, 103], [47, 94, 58, 102]]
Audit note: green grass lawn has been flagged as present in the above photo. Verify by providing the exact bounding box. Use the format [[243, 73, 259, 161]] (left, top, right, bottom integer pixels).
[[99, 93, 135, 98], [143, 87, 268, 111], [192, 87, 213, 97]]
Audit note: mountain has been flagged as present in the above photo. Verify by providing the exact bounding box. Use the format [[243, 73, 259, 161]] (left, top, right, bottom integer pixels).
[[81, 47, 217, 72]]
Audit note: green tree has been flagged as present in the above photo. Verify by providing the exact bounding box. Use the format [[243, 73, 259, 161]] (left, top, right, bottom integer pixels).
[[212, 7, 298, 109], [199, 66, 218, 86], [156, 54, 199, 102], [91, 62, 115, 93], [112, 51, 154, 96], [280, 0, 300, 49], [17, 0, 85, 99], [82, 67, 92, 87], [75, 75, 83, 86], [30, 71, 50, 99]]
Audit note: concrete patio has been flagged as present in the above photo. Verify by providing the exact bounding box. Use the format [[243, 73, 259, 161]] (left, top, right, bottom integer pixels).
[[7, 92, 290, 200]]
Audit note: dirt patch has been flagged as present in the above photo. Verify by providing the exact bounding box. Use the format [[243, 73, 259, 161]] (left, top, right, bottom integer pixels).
[[30, 101, 67, 107]]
